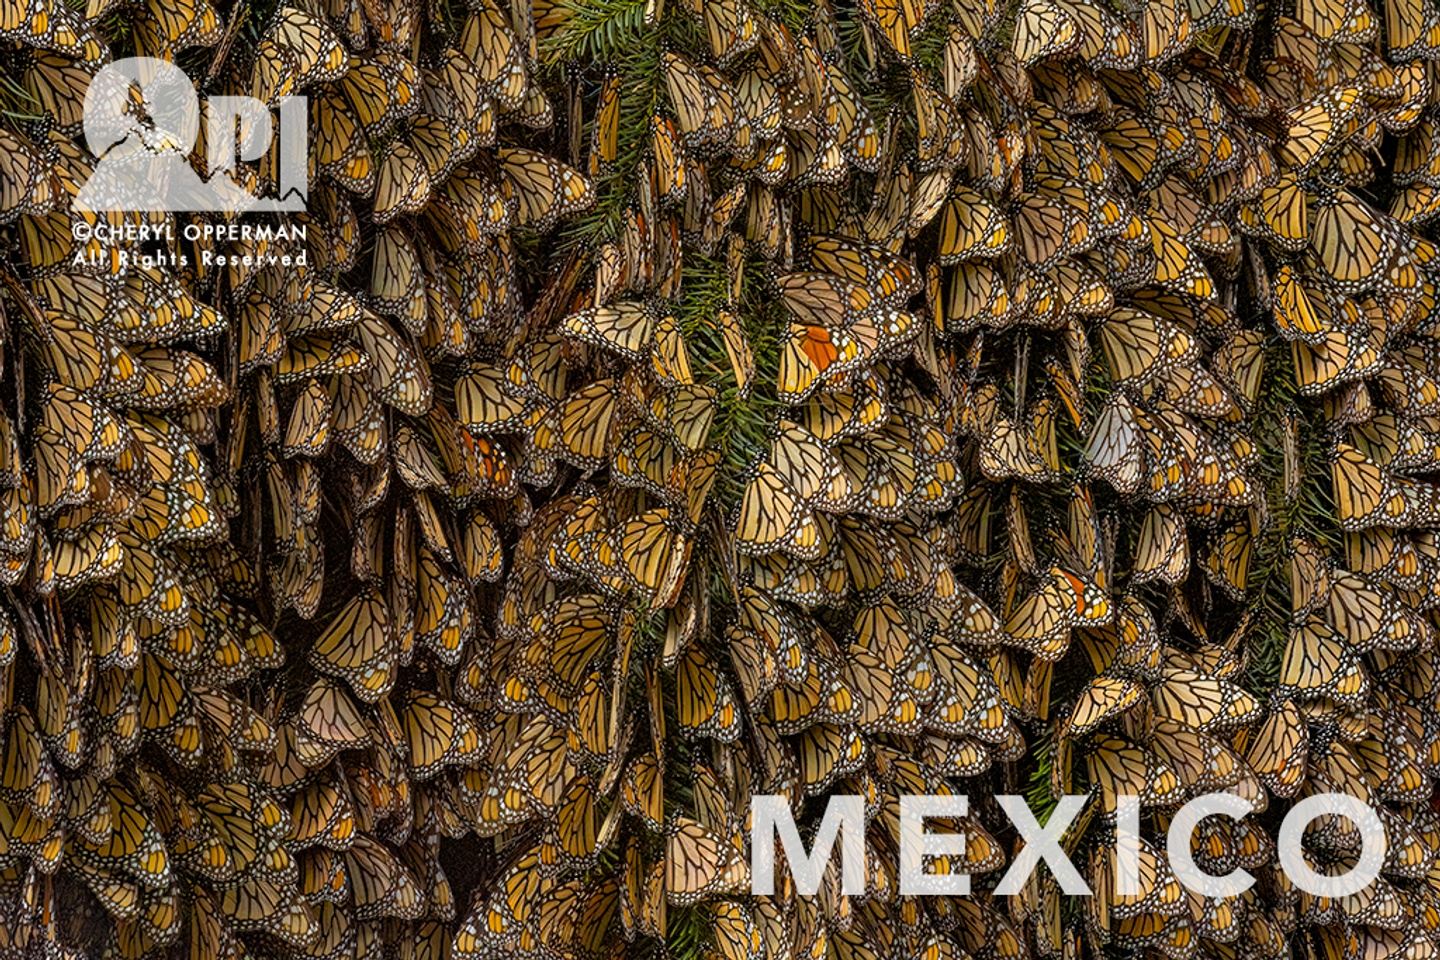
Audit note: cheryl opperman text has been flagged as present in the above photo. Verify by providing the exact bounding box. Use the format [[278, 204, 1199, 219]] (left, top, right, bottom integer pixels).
[[751, 792, 1386, 899]]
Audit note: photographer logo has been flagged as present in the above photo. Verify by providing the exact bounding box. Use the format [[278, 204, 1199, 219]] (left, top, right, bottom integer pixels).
[[74, 56, 307, 214]]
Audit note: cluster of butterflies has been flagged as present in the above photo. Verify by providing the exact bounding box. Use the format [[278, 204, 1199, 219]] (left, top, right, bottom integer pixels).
[[4, 0, 1440, 956]]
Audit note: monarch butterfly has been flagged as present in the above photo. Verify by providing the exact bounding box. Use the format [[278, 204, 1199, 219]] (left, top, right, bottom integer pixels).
[[540, 775, 603, 871], [804, 236, 921, 304], [1132, 502, 1189, 584], [451, 846, 544, 949], [1386, 0, 1440, 59], [220, 876, 315, 945], [1151, 668, 1261, 731], [1013, 185, 1095, 268], [663, 53, 740, 150], [1310, 190, 1399, 292], [1067, 676, 1143, 735], [459, 0, 530, 109], [1278, 86, 1368, 170], [648, 315, 692, 386], [938, 188, 1011, 263], [613, 507, 688, 603], [562, 302, 654, 360], [14, 0, 1440, 952], [365, 228, 426, 334], [1011, 0, 1078, 65], [368, 144, 429, 225], [675, 643, 742, 742], [249, 7, 349, 104], [294, 676, 372, 766], [866, 164, 943, 241], [980, 404, 1057, 482], [661, 817, 740, 907], [1143, 216, 1215, 299], [1201, 512, 1253, 599], [677, 0, 759, 61], [1154, 719, 1250, 797], [130, 0, 223, 55], [1332, 440, 1440, 530], [1052, 0, 1137, 68], [707, 902, 764, 960], [407, 108, 478, 184], [1085, 734, 1185, 812], [306, 590, 393, 703], [1139, 0, 1193, 62], [837, 433, 924, 518], [420, 44, 492, 143], [499, 148, 594, 229], [766, 646, 855, 734], [400, 691, 479, 780], [903, 75, 961, 175], [1268, 263, 1330, 343], [0, 707, 56, 821], [0, 130, 57, 226], [1353, 713, 1430, 802], [589, 75, 621, 176], [1278, 616, 1370, 705], [1323, 568, 1420, 652], [1004, 567, 1108, 661], [827, 67, 881, 172], [857, 0, 930, 58], [775, 325, 859, 404], [793, 722, 867, 792], [334, 50, 417, 130], [501, 708, 577, 803], [618, 753, 665, 834]]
